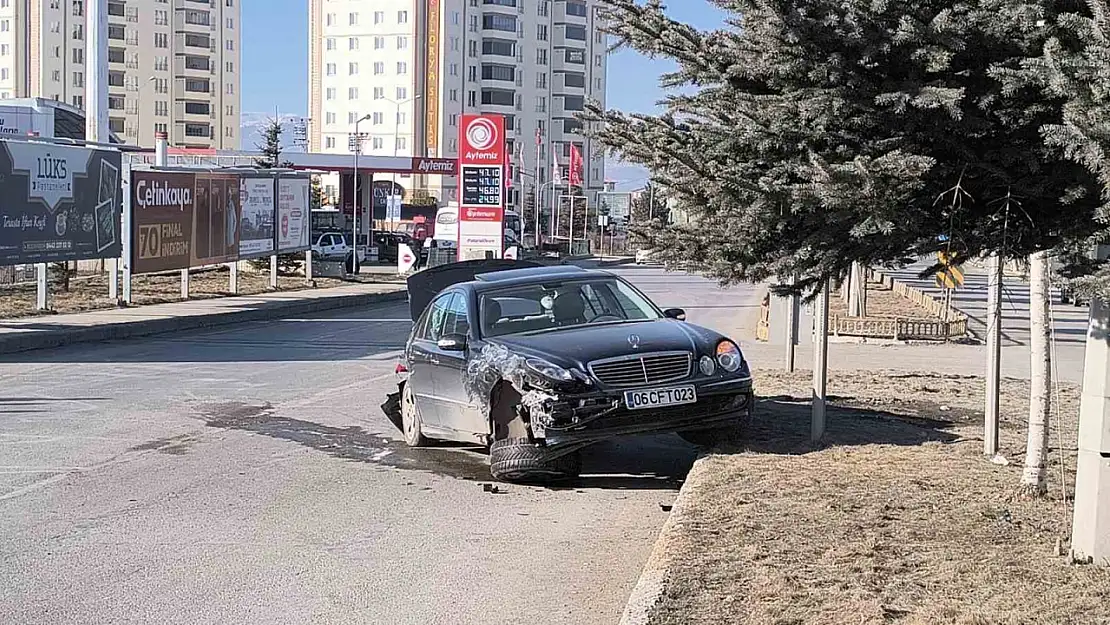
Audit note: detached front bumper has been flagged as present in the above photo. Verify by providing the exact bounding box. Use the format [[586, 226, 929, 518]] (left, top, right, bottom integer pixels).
[[535, 376, 755, 446]]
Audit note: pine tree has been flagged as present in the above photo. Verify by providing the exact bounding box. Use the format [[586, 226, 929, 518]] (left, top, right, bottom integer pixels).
[[998, 0, 1110, 296], [586, 0, 1103, 297], [253, 117, 297, 273]]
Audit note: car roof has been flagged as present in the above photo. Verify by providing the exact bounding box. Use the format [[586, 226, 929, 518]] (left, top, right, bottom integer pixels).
[[467, 265, 613, 293]]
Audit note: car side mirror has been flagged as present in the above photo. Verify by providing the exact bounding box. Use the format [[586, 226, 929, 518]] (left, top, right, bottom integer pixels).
[[437, 334, 467, 352], [663, 308, 687, 321]]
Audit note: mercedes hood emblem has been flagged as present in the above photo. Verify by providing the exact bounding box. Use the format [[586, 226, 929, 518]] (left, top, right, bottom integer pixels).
[[627, 334, 641, 349]]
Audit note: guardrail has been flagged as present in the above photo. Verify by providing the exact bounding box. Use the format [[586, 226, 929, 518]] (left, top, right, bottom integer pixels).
[[829, 268, 967, 340], [756, 268, 968, 342]]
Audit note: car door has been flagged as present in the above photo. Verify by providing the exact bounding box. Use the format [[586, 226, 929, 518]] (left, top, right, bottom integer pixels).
[[408, 291, 454, 429], [428, 292, 487, 437]]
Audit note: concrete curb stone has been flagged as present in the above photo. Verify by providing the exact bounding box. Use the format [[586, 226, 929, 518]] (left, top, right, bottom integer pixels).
[[0, 288, 408, 356], [618, 454, 711, 625]]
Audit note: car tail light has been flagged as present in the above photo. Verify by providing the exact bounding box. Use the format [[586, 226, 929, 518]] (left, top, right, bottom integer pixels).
[[395, 363, 408, 374]]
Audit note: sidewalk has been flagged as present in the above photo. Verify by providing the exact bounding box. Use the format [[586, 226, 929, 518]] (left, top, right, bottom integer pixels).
[[0, 282, 407, 356]]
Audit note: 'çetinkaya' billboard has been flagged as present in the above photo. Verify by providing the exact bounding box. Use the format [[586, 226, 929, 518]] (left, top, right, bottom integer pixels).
[[131, 170, 311, 274], [0, 141, 122, 264]]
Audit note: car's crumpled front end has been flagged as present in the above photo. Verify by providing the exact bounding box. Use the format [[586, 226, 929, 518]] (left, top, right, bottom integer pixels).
[[462, 340, 755, 446]]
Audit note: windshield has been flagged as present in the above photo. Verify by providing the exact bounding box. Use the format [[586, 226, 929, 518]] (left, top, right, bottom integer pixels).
[[479, 278, 662, 337]]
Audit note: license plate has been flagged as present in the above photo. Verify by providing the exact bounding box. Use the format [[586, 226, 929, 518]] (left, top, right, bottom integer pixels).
[[624, 385, 698, 410]]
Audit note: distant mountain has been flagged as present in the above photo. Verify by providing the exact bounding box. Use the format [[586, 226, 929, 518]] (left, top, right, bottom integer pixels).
[[239, 112, 309, 153]]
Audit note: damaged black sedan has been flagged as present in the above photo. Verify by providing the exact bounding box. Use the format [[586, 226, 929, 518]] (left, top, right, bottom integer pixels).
[[381, 259, 755, 483]]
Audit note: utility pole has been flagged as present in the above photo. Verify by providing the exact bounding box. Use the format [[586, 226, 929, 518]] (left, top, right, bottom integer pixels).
[[984, 253, 1002, 457], [812, 279, 830, 442], [1071, 244, 1110, 564], [88, 0, 113, 300]]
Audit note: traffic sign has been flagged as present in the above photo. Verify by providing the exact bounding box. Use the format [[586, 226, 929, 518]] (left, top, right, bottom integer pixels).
[[397, 243, 417, 274], [936, 251, 965, 289]]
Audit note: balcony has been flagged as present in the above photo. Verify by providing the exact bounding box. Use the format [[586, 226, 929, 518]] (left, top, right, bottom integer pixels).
[[175, 54, 212, 76], [551, 47, 586, 73], [177, 100, 213, 119], [175, 8, 212, 34], [556, 1, 589, 22]]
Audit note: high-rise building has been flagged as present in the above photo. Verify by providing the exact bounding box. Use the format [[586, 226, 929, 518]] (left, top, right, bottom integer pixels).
[[308, 0, 608, 209], [0, 0, 241, 149]]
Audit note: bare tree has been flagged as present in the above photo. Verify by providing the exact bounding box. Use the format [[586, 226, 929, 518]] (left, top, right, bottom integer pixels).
[[1020, 249, 1052, 495]]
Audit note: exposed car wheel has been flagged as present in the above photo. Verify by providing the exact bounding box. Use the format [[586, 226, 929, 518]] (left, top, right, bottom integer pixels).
[[401, 382, 429, 447], [489, 438, 581, 483]]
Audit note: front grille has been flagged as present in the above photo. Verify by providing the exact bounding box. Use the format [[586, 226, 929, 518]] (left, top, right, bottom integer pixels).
[[588, 351, 692, 388]]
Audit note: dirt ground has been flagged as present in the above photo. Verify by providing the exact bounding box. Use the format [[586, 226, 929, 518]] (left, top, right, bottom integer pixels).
[[829, 276, 941, 320], [0, 267, 405, 318], [649, 368, 1110, 625]]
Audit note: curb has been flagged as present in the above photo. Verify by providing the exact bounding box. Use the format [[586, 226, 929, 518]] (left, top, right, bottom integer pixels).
[[618, 455, 710, 625], [0, 288, 408, 356], [597, 257, 635, 267]]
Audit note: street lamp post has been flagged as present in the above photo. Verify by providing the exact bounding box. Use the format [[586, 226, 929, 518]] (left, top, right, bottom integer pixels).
[[382, 95, 422, 233], [352, 114, 371, 274]]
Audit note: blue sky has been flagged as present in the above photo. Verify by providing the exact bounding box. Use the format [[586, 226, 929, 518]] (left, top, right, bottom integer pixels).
[[241, 1, 728, 185]]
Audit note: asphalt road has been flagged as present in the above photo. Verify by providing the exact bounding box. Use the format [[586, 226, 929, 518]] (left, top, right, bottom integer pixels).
[[0, 265, 762, 625]]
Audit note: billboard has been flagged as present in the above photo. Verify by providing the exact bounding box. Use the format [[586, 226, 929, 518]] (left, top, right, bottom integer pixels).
[[131, 170, 196, 273], [191, 173, 240, 266], [276, 175, 311, 253], [0, 140, 122, 264], [457, 114, 506, 261], [239, 175, 276, 258]]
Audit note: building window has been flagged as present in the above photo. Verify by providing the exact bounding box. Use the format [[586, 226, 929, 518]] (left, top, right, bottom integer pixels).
[[349, 12, 358, 25], [348, 87, 358, 99], [349, 37, 358, 50], [396, 61, 407, 74], [397, 10, 408, 23], [326, 136, 335, 148]]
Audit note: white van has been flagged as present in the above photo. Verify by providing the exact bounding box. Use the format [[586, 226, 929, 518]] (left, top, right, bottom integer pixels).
[[431, 203, 458, 249]]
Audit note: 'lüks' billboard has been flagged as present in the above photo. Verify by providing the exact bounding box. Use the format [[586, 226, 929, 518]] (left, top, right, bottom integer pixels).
[[0, 141, 122, 264]]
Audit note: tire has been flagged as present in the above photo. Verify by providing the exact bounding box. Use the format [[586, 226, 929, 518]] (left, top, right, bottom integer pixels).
[[489, 438, 581, 483], [345, 253, 360, 275], [401, 383, 429, 447]]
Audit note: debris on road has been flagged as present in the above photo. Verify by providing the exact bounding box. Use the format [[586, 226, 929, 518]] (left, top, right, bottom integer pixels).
[[642, 368, 1108, 625]]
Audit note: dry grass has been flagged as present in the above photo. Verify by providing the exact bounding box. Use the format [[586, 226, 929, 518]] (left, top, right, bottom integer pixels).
[[830, 277, 941, 320], [650, 369, 1110, 625], [0, 267, 405, 319]]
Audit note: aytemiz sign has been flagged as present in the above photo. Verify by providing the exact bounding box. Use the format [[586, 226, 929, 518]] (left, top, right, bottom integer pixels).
[[457, 114, 506, 261]]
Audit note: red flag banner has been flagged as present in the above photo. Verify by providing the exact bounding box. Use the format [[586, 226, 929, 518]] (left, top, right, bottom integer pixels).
[[569, 144, 584, 187]]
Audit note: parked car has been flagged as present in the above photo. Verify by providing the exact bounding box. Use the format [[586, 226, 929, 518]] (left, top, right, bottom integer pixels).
[[381, 260, 755, 483], [311, 231, 364, 274], [635, 248, 657, 265]]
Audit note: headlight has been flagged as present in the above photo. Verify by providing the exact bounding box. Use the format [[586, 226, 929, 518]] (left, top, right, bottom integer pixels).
[[716, 340, 743, 373], [699, 355, 716, 376], [526, 357, 573, 382]]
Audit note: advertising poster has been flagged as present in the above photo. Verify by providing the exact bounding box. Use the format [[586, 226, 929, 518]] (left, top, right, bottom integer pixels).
[[276, 176, 311, 253], [0, 141, 122, 264], [191, 173, 240, 266], [457, 114, 506, 261], [239, 175, 275, 258], [130, 170, 196, 274]]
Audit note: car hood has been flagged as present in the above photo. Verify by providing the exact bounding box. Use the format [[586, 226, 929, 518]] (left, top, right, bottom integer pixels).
[[486, 319, 728, 370]]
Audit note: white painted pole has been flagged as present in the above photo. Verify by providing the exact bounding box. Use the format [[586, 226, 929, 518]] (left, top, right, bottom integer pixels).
[[87, 0, 111, 300], [153, 131, 186, 300], [269, 254, 278, 289], [305, 250, 314, 283], [121, 165, 132, 304], [35, 264, 49, 310], [985, 253, 1002, 457], [229, 263, 239, 294], [785, 289, 798, 373], [812, 279, 830, 442], [1071, 244, 1110, 564]]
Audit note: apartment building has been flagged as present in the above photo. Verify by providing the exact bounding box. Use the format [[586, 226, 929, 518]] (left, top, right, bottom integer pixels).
[[0, 0, 241, 149], [308, 0, 608, 209]]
